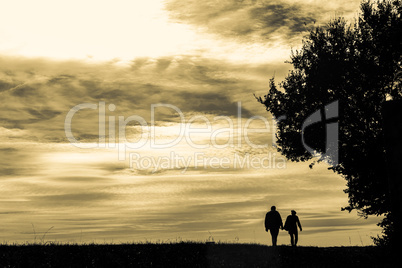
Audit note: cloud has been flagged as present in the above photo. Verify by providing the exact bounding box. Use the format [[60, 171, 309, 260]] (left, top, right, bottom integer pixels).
[[0, 1, 378, 246], [165, 0, 361, 45], [0, 143, 381, 244], [0, 143, 42, 176], [0, 55, 287, 143], [30, 192, 115, 207]]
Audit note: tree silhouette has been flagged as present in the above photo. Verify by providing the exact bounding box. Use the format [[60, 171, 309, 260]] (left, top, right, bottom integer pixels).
[[256, 0, 401, 245]]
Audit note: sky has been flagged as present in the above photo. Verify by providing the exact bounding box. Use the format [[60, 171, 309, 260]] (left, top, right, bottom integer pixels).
[[0, 0, 383, 246]]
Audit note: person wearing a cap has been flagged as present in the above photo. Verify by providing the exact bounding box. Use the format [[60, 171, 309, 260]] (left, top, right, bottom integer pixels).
[[284, 210, 302, 246]]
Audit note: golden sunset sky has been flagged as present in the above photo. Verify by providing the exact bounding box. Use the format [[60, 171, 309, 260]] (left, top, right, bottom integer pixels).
[[0, 0, 382, 246]]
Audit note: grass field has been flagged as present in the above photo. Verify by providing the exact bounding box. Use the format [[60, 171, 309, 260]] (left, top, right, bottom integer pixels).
[[0, 242, 395, 267]]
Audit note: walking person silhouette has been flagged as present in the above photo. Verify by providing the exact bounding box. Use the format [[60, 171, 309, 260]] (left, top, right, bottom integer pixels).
[[284, 210, 302, 246], [264, 206, 283, 246]]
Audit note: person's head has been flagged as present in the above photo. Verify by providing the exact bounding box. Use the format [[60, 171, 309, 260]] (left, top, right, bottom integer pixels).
[[271, 206, 276, 211], [291, 210, 296, 215]]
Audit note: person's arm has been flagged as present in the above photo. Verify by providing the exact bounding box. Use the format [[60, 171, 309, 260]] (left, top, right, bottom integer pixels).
[[284, 216, 289, 231], [264, 213, 269, 231], [297, 216, 302, 231], [279, 213, 284, 229]]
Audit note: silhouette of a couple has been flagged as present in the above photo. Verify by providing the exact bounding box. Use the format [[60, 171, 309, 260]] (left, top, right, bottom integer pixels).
[[264, 206, 302, 246]]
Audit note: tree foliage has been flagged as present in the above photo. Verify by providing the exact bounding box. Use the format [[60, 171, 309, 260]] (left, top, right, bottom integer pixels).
[[257, 0, 401, 244]]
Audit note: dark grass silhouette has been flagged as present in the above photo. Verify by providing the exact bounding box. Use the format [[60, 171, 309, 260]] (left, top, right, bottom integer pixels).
[[0, 243, 395, 267]]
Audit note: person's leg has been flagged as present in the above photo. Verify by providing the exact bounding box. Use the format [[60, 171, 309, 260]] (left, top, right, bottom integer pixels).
[[289, 233, 294, 246], [294, 230, 298, 246], [270, 229, 279, 246], [273, 229, 278, 246], [269, 229, 273, 245]]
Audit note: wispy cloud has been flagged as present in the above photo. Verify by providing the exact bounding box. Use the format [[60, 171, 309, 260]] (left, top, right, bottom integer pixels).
[[0, 0, 379, 246], [0, 55, 286, 142], [0, 149, 380, 245], [165, 0, 361, 45]]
